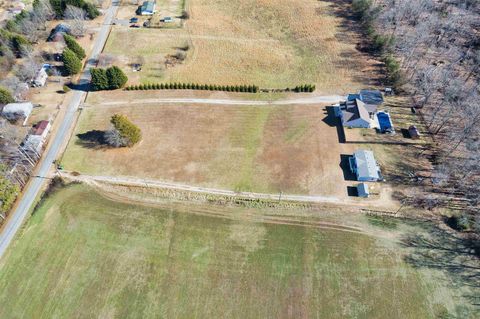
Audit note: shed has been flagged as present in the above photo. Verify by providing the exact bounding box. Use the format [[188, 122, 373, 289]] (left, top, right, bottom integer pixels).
[[1, 102, 34, 125], [357, 183, 369, 198], [140, 1, 156, 15], [349, 150, 381, 182], [408, 125, 421, 139]]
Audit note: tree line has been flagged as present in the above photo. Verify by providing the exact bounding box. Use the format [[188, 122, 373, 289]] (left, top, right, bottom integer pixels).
[[125, 83, 260, 93]]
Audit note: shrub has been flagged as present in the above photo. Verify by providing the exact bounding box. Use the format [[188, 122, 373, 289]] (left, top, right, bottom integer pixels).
[[445, 214, 471, 232], [62, 48, 82, 75], [0, 86, 14, 104], [160, 83, 165, 89], [110, 114, 142, 147], [63, 34, 86, 59]]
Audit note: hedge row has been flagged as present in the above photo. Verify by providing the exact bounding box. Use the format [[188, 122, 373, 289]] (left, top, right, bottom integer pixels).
[[125, 83, 259, 93], [292, 84, 316, 93]]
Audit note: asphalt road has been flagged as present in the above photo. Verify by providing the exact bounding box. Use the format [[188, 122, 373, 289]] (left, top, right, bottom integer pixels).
[[0, 2, 120, 259]]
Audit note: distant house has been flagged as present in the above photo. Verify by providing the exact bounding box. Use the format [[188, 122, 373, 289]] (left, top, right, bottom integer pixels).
[[32, 67, 48, 87], [349, 150, 382, 182], [357, 183, 369, 198], [31, 120, 51, 141], [47, 24, 71, 42], [340, 99, 373, 128], [140, 1, 156, 15], [22, 134, 43, 154], [1, 102, 34, 125], [408, 125, 421, 139]]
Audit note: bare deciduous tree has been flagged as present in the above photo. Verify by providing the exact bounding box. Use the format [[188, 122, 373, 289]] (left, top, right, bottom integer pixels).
[[64, 5, 87, 37]]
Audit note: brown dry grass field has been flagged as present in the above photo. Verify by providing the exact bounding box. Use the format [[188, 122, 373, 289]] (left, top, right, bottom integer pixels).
[[105, 0, 381, 93], [62, 93, 360, 198]]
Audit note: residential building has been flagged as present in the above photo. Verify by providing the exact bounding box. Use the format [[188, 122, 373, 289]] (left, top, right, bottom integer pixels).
[[31, 120, 51, 141], [1, 102, 34, 125], [349, 150, 382, 182], [32, 67, 48, 87], [140, 1, 156, 15], [357, 183, 369, 198], [340, 99, 373, 128]]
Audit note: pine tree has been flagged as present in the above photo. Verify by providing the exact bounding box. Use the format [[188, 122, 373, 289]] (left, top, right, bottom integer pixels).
[[62, 48, 82, 75], [90, 68, 109, 90], [0, 86, 14, 104], [110, 114, 142, 147], [63, 34, 86, 59], [106, 66, 128, 89]]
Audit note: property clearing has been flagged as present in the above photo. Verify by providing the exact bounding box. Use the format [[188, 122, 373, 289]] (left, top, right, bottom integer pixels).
[[62, 95, 364, 199], [104, 0, 382, 92], [0, 184, 469, 318]]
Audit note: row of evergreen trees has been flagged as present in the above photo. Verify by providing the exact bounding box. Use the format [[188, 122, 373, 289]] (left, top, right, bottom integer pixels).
[[126, 83, 260, 93], [61, 34, 86, 75], [292, 84, 316, 93]]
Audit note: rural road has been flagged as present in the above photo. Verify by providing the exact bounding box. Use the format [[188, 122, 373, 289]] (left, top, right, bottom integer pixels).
[[98, 95, 345, 107], [0, 2, 120, 259]]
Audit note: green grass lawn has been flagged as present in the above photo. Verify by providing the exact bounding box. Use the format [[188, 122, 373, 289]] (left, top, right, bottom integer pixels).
[[0, 184, 467, 318]]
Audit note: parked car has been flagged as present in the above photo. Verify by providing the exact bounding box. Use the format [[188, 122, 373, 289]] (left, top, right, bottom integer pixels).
[[130, 17, 138, 23], [130, 24, 140, 28], [162, 16, 174, 23]]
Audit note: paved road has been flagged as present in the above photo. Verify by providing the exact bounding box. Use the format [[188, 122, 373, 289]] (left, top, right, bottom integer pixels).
[[98, 95, 345, 107], [0, 2, 120, 259]]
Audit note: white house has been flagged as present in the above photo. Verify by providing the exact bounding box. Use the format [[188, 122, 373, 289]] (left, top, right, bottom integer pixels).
[[349, 150, 381, 182], [1, 102, 34, 125], [140, 1, 156, 15]]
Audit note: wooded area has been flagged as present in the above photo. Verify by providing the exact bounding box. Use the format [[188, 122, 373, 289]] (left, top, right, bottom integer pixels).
[[356, 0, 479, 227]]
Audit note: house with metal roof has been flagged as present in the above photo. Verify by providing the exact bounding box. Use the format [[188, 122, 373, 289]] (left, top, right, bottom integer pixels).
[[340, 99, 373, 128], [349, 150, 381, 182], [359, 89, 384, 106], [1, 102, 33, 125], [140, 1, 156, 15]]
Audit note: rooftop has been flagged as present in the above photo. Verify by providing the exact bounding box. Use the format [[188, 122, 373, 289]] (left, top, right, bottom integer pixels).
[[32, 120, 50, 136], [343, 99, 370, 123], [359, 89, 384, 106], [353, 150, 380, 180]]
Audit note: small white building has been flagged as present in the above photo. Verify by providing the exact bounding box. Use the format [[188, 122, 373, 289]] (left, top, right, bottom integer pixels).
[[1, 102, 34, 125], [140, 1, 156, 15], [32, 67, 48, 87], [22, 134, 43, 154], [349, 150, 381, 182]]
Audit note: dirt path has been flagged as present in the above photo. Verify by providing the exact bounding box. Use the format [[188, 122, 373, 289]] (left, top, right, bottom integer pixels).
[[62, 172, 398, 211], [93, 95, 344, 107]]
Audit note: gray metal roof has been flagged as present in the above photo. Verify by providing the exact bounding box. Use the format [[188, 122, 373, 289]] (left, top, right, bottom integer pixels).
[[343, 99, 370, 123], [357, 183, 369, 197], [141, 1, 155, 12], [359, 89, 384, 106], [353, 150, 380, 180]]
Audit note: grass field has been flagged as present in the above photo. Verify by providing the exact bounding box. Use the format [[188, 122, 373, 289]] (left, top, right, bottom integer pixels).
[[104, 0, 380, 92], [62, 99, 355, 197], [0, 184, 465, 318]]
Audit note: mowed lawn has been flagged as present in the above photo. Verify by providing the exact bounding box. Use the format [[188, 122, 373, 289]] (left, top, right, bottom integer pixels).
[[104, 0, 378, 92], [62, 100, 350, 196], [0, 185, 446, 318]]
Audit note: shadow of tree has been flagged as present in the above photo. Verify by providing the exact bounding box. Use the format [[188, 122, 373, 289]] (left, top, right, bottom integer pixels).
[[401, 225, 480, 308], [76, 130, 109, 149]]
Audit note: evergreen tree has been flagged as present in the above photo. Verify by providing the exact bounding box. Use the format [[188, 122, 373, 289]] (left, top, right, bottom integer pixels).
[[90, 68, 108, 90], [106, 66, 128, 89], [62, 48, 82, 75], [63, 34, 86, 59], [110, 114, 142, 147], [0, 86, 14, 104]]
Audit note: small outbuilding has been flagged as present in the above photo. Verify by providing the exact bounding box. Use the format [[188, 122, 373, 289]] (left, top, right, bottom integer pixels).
[[47, 24, 71, 42], [1, 102, 34, 125], [357, 183, 369, 198], [22, 134, 43, 154], [349, 150, 382, 182], [408, 125, 421, 139]]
